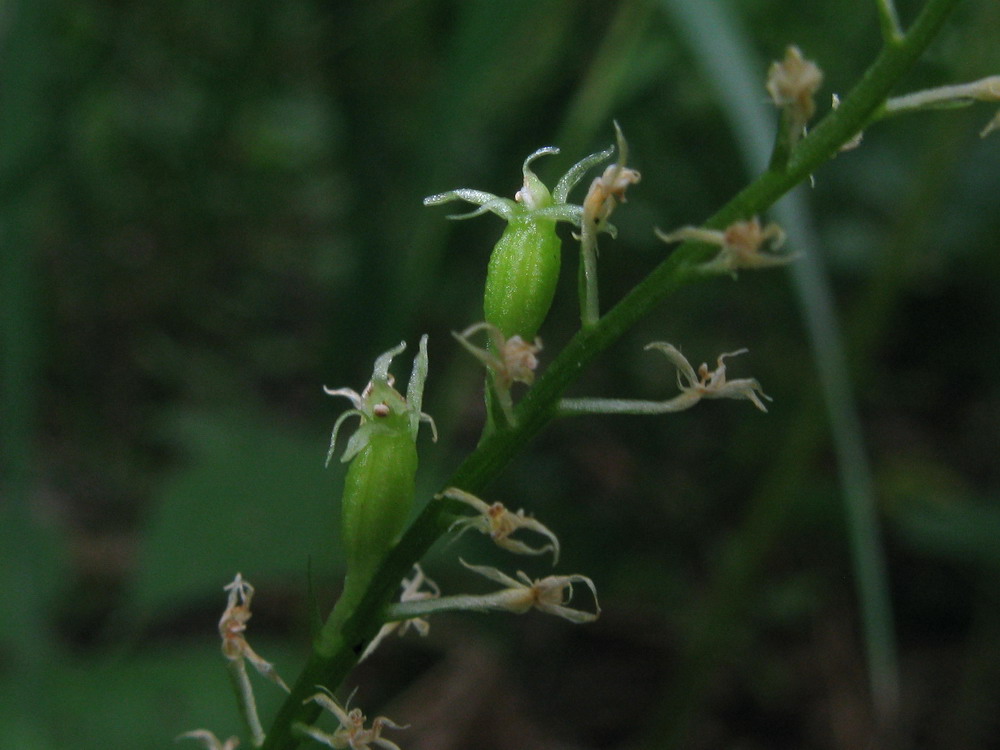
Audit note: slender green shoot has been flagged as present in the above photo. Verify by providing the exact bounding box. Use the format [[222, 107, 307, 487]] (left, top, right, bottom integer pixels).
[[876, 0, 904, 45]]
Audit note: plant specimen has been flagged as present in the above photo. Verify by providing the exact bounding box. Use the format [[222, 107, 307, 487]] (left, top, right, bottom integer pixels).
[[175, 2, 998, 747]]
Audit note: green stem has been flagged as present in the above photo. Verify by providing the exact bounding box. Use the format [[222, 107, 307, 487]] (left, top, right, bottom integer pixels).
[[259, 0, 963, 745], [876, 0, 904, 45], [386, 594, 517, 620], [767, 106, 799, 172], [579, 222, 601, 327]]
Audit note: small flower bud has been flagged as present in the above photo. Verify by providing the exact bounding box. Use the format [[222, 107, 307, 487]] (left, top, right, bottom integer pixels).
[[451, 321, 542, 424], [767, 45, 823, 124], [579, 123, 640, 325], [439, 487, 560, 564], [767, 46, 823, 160]]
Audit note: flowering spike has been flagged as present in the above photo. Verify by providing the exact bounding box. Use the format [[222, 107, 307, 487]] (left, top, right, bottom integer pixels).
[[439, 487, 560, 564]]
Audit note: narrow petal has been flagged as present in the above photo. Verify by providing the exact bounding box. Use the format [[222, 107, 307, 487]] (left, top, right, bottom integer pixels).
[[459, 559, 523, 589], [644, 342, 699, 387], [552, 145, 615, 203]]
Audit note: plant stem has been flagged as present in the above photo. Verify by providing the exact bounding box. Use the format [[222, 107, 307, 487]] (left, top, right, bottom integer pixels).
[[259, 0, 964, 745], [579, 223, 601, 328], [876, 0, 905, 45], [880, 76, 1000, 118]]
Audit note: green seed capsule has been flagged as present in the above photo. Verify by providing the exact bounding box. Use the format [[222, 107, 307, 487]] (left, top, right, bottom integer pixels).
[[341, 430, 418, 586], [484, 216, 560, 340], [424, 144, 615, 340], [324, 336, 435, 597]]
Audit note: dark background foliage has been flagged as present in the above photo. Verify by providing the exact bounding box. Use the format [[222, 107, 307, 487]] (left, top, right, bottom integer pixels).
[[2, 0, 999, 747]]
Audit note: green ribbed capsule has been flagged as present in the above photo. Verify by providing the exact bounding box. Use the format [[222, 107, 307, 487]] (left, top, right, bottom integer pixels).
[[484, 210, 559, 341], [425, 144, 617, 341], [341, 430, 417, 586], [324, 336, 436, 595]]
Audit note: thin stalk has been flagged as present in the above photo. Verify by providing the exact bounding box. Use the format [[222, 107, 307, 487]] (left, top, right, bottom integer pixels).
[[879, 76, 1000, 118], [558, 397, 691, 416], [228, 661, 266, 747], [259, 0, 963, 746], [876, 0, 905, 45], [578, 222, 601, 327]]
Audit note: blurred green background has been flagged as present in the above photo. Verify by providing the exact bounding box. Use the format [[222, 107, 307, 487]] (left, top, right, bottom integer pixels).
[[2, 0, 999, 748]]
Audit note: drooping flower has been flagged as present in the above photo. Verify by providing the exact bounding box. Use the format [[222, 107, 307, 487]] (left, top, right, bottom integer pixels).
[[657, 216, 793, 278], [217, 574, 288, 747], [646, 342, 772, 412], [767, 45, 823, 130], [360, 565, 440, 661], [381, 562, 601, 626], [459, 560, 600, 624], [298, 688, 406, 750], [559, 342, 772, 416], [451, 321, 542, 423], [439, 487, 560, 564]]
